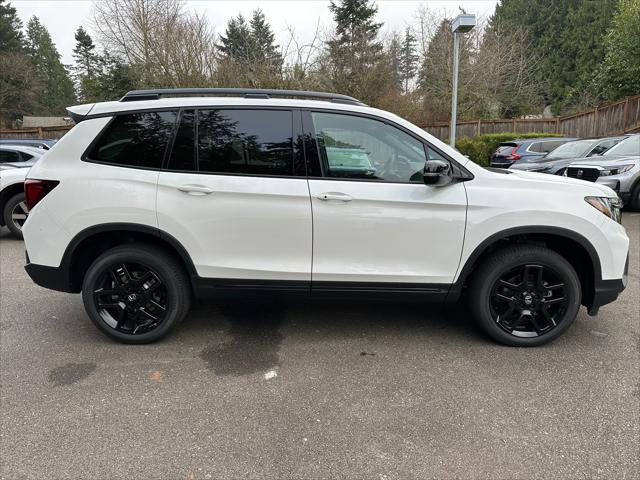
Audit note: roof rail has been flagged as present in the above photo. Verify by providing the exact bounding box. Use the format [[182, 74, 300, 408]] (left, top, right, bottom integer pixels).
[[119, 88, 366, 106]]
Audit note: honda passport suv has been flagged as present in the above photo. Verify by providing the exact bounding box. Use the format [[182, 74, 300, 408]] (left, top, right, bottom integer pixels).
[[22, 88, 629, 346]]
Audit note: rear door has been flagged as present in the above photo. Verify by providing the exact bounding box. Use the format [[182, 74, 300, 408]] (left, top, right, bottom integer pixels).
[[304, 110, 467, 289], [156, 108, 312, 285]]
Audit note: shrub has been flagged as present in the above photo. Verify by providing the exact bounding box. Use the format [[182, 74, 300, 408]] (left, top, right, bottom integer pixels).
[[455, 132, 564, 166]]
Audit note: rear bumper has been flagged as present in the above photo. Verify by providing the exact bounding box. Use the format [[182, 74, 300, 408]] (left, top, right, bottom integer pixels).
[[587, 254, 628, 315], [24, 252, 74, 293]]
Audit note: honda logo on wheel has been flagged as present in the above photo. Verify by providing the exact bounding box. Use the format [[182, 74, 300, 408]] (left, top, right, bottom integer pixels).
[[577, 169, 583, 177]]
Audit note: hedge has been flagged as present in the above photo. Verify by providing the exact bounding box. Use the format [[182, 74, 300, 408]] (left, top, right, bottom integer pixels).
[[455, 132, 564, 167]]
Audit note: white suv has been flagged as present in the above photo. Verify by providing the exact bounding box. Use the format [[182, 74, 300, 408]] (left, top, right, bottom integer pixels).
[[22, 88, 629, 346]]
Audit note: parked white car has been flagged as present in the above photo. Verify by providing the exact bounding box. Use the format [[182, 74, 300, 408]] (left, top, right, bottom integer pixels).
[[22, 89, 629, 346], [0, 164, 30, 238], [0, 145, 44, 168]]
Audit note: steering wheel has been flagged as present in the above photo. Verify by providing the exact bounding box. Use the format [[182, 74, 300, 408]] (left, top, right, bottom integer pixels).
[[378, 153, 415, 181]]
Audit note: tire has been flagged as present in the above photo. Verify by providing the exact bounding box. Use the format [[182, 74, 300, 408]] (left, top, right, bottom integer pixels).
[[81, 244, 191, 344], [629, 181, 640, 212], [469, 244, 581, 347], [2, 192, 28, 239]]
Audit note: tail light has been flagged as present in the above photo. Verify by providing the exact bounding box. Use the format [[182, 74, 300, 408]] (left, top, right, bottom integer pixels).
[[507, 147, 521, 161], [24, 179, 59, 210]]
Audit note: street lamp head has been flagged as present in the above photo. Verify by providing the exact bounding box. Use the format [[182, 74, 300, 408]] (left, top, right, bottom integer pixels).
[[451, 14, 476, 33]]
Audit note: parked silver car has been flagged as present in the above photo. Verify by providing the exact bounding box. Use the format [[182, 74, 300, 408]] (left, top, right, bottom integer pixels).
[[565, 135, 640, 210]]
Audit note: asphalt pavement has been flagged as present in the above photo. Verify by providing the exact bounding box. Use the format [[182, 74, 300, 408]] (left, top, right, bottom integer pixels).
[[1, 214, 638, 479]]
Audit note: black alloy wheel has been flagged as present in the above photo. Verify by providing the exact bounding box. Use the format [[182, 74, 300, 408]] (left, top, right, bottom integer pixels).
[[82, 245, 191, 343], [490, 263, 568, 338], [469, 244, 581, 347], [93, 262, 169, 335]]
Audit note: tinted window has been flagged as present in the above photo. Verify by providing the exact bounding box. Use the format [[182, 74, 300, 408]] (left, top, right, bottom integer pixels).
[[88, 111, 177, 168], [0, 150, 20, 163], [544, 140, 594, 159], [310, 112, 428, 182], [168, 110, 195, 171], [21, 153, 34, 161], [527, 141, 548, 153], [198, 109, 293, 175]]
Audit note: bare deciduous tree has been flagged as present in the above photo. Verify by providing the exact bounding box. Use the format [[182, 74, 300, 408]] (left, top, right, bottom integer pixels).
[[92, 0, 216, 87]]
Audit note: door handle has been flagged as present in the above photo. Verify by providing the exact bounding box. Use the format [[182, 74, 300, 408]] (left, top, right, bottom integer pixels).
[[177, 185, 213, 195], [316, 192, 352, 202]]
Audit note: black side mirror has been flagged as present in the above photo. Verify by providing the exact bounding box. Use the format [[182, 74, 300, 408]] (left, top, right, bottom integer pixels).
[[423, 159, 454, 187]]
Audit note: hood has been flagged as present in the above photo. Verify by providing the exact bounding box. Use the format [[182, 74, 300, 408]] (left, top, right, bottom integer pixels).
[[509, 157, 577, 171], [568, 155, 640, 167], [505, 168, 617, 197]]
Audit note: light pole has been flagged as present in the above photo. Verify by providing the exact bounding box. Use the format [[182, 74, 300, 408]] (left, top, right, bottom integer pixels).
[[450, 14, 476, 147]]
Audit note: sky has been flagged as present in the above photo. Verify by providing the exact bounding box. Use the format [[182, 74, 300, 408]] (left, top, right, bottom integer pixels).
[[12, 0, 499, 65]]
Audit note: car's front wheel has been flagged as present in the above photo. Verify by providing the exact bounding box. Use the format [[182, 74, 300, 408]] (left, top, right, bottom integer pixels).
[[469, 245, 582, 347], [81, 244, 191, 343], [3, 192, 29, 239]]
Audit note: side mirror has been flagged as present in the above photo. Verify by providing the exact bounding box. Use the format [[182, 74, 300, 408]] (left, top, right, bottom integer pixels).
[[423, 159, 454, 187]]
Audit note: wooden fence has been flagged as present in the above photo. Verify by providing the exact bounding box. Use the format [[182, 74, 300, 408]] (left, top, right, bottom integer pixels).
[[0, 125, 72, 140], [421, 94, 640, 141], [1, 95, 639, 142]]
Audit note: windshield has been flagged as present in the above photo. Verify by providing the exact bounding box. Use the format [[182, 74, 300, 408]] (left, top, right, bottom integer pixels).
[[542, 140, 594, 160], [604, 135, 640, 156]]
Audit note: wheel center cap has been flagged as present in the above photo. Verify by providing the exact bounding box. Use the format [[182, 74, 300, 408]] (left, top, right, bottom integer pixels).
[[523, 294, 533, 305], [127, 293, 138, 303]]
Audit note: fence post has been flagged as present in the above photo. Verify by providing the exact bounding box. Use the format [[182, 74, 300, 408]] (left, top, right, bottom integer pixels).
[[592, 106, 599, 136], [622, 97, 630, 131], [477, 119, 481, 137], [512, 118, 516, 132], [37, 127, 43, 139], [555, 117, 560, 134]]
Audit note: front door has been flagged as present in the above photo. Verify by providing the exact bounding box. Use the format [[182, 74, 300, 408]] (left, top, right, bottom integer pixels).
[[304, 111, 467, 287]]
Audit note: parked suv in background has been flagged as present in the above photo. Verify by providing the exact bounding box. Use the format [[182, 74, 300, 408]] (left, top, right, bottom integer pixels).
[[0, 145, 43, 168], [490, 137, 575, 168], [565, 134, 640, 210], [509, 136, 626, 175], [22, 89, 629, 347]]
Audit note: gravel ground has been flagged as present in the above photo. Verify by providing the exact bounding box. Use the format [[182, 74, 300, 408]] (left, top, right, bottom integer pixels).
[[1, 214, 638, 479]]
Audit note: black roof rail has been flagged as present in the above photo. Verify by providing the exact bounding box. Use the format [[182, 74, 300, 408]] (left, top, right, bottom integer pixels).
[[119, 88, 366, 106]]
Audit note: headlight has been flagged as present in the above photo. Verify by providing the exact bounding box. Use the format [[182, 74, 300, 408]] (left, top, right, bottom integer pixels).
[[585, 196, 622, 223], [600, 164, 636, 176]]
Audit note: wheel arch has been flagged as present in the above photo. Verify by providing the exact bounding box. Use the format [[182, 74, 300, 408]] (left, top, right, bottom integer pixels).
[[449, 226, 601, 308], [62, 223, 197, 293], [0, 182, 25, 226]]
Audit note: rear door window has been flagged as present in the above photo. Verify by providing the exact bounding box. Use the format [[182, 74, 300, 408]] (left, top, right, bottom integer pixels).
[[87, 111, 178, 169], [197, 109, 294, 176]]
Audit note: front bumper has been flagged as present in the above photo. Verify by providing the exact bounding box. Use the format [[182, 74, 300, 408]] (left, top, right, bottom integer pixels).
[[588, 253, 628, 315]]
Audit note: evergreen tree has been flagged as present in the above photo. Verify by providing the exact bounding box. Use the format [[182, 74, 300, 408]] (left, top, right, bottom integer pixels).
[[73, 26, 98, 77], [399, 28, 418, 94], [326, 0, 388, 102], [249, 9, 282, 68], [25, 16, 76, 114], [488, 0, 618, 113], [387, 33, 402, 91], [217, 14, 252, 63], [0, 0, 24, 52], [596, 0, 640, 100]]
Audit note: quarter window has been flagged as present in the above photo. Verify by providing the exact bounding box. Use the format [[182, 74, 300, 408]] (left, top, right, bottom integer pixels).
[[197, 109, 294, 175], [310, 112, 428, 182], [87, 111, 177, 169], [0, 150, 20, 163]]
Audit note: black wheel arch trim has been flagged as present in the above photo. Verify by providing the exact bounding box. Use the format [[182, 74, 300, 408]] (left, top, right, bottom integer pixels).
[[447, 225, 607, 307], [25, 223, 199, 293]]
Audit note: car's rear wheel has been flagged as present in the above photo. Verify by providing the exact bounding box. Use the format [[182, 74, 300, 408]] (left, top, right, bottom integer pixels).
[[3, 192, 29, 239], [81, 244, 191, 343], [630, 182, 640, 211], [469, 245, 581, 347]]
